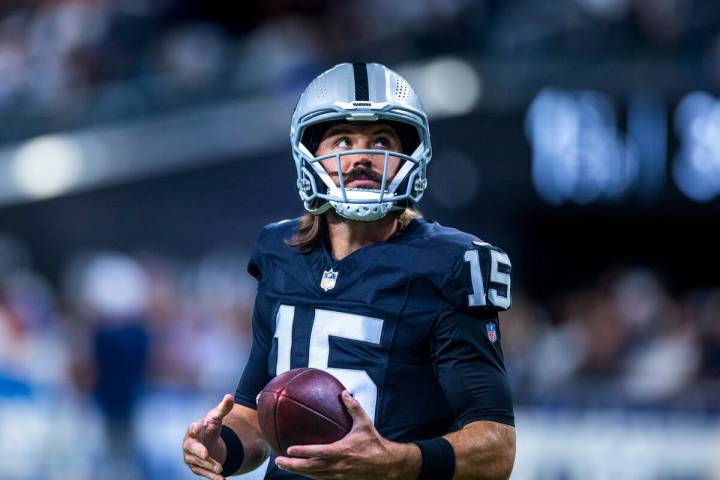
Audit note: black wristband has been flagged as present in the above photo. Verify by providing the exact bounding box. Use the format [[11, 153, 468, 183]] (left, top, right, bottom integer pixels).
[[220, 425, 244, 477], [413, 437, 455, 480]]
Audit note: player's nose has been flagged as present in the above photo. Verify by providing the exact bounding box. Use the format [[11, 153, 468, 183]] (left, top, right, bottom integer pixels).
[[352, 136, 381, 165], [348, 154, 373, 170]]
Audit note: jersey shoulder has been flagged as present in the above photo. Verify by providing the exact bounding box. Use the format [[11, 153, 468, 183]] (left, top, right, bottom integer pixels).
[[407, 219, 485, 254], [247, 217, 302, 280], [407, 219, 513, 312]]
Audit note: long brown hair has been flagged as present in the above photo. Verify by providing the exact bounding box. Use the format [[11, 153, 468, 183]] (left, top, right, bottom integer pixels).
[[286, 208, 422, 254]]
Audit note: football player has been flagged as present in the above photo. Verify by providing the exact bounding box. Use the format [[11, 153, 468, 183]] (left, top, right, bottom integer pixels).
[[182, 63, 515, 480]]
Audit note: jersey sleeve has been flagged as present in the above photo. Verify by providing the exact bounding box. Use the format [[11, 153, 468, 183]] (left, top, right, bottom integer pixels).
[[432, 241, 514, 426], [234, 228, 274, 408], [234, 294, 274, 409], [441, 241, 512, 312], [431, 306, 514, 427]]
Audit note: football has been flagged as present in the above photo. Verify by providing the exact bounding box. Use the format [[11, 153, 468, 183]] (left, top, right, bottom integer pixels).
[[257, 368, 352, 456]]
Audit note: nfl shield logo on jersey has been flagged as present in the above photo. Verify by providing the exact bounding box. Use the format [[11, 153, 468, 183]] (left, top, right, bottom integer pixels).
[[320, 269, 338, 292], [486, 322, 497, 343]]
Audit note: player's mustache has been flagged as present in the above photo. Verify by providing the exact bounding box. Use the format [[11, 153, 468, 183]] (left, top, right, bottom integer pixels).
[[340, 166, 383, 185]]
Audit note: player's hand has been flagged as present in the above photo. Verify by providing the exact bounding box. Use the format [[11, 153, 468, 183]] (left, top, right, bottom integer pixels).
[[275, 390, 420, 480], [182, 394, 235, 480]]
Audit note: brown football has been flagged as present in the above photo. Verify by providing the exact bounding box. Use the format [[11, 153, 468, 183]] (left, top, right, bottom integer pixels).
[[257, 368, 352, 456]]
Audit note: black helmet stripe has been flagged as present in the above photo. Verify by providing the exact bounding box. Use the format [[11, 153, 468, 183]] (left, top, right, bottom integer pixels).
[[352, 63, 369, 101]]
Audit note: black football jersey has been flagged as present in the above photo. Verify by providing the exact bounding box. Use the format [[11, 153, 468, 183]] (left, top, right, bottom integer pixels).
[[234, 217, 513, 479]]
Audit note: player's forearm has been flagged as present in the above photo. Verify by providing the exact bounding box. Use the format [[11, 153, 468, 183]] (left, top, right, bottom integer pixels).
[[222, 405, 272, 475], [444, 421, 515, 480]]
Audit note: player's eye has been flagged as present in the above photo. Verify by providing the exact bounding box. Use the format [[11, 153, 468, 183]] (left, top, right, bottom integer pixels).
[[373, 136, 391, 148], [335, 137, 352, 149]]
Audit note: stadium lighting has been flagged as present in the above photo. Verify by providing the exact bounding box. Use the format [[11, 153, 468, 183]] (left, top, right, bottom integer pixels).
[[673, 91, 720, 202], [525, 88, 638, 205], [399, 57, 482, 118], [10, 135, 84, 199]]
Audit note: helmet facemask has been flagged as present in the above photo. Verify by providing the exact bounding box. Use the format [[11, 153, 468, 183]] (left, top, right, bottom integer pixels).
[[294, 119, 427, 222]]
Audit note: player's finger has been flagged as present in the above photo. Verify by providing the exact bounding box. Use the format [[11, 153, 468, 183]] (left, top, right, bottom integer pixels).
[[206, 394, 234, 421], [184, 438, 210, 459], [186, 421, 203, 438], [189, 464, 224, 480], [275, 455, 330, 473], [286, 444, 337, 458], [184, 453, 223, 474], [341, 390, 371, 426]]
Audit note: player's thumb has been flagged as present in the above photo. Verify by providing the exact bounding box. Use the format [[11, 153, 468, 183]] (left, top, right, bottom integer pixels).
[[207, 394, 235, 421], [341, 390, 369, 425]]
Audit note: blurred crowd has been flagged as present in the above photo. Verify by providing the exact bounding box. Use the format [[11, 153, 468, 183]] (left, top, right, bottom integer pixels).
[[0, 0, 475, 122], [3, 0, 720, 128], [1, 230, 718, 478], [2, 1, 719, 478], [0, 233, 258, 478], [504, 269, 720, 411], [1, 232, 718, 414], [0, 233, 255, 401]]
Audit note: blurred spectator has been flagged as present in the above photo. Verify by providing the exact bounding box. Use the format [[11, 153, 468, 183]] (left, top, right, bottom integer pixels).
[[235, 15, 324, 93], [156, 23, 229, 87], [0, 13, 28, 109], [74, 253, 151, 479], [142, 250, 254, 391], [691, 288, 720, 379], [0, 234, 68, 396]]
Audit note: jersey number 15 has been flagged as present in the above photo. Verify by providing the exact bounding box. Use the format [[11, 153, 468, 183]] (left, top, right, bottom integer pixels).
[[464, 248, 512, 310], [273, 305, 383, 423]]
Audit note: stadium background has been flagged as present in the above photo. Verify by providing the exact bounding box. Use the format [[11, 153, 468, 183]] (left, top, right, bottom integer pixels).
[[0, 1, 719, 478]]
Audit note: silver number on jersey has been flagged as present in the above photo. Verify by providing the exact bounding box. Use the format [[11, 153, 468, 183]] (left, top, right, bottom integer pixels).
[[309, 309, 383, 422], [273, 305, 384, 423], [488, 250, 512, 309], [464, 248, 512, 309], [464, 249, 486, 307], [274, 305, 295, 374]]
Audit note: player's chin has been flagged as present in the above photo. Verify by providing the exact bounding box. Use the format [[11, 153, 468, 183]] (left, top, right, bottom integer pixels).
[[346, 181, 381, 189]]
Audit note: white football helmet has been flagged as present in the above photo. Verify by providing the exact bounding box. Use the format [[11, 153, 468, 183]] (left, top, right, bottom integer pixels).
[[291, 62, 432, 221]]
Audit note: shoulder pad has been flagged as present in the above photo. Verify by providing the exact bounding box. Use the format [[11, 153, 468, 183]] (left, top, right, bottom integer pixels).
[[247, 218, 301, 281]]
